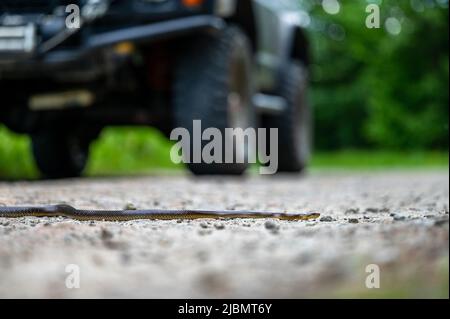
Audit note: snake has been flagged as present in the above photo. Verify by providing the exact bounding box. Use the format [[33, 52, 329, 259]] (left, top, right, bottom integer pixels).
[[0, 204, 320, 222]]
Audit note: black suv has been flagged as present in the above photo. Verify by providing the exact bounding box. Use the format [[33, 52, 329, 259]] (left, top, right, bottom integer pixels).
[[0, 0, 312, 178]]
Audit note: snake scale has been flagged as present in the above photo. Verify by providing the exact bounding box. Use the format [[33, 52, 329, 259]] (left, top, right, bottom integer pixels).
[[0, 204, 320, 222]]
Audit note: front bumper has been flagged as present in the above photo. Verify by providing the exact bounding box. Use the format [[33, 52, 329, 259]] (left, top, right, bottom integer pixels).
[[45, 15, 224, 63], [0, 15, 225, 63], [0, 15, 226, 79], [0, 0, 221, 67]]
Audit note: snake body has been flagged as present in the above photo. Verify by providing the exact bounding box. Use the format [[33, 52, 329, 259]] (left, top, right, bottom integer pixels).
[[0, 205, 319, 222]]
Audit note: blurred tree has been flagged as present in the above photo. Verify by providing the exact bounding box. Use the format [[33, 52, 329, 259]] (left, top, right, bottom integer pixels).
[[305, 0, 449, 150]]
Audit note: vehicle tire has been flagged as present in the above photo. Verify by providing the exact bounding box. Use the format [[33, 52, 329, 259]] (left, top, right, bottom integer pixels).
[[31, 131, 90, 179], [263, 61, 312, 173], [173, 26, 255, 175]]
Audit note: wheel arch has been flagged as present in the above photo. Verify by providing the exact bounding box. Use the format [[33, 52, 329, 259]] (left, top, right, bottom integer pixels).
[[289, 25, 311, 66], [225, 0, 257, 51], [227, 0, 312, 66]]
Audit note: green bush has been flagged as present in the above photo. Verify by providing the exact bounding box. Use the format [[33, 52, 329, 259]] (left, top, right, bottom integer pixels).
[[308, 0, 449, 150], [0, 126, 37, 180]]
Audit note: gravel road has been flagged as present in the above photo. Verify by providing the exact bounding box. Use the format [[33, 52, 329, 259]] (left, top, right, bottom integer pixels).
[[0, 171, 448, 298]]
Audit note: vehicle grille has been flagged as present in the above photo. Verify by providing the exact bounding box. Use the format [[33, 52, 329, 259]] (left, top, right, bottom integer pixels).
[[0, 0, 77, 14]]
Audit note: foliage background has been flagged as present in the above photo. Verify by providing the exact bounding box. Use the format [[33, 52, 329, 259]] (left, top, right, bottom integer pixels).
[[308, 0, 448, 150], [0, 0, 448, 179]]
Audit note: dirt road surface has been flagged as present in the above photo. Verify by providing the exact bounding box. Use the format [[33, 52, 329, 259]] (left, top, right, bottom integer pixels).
[[0, 171, 448, 298]]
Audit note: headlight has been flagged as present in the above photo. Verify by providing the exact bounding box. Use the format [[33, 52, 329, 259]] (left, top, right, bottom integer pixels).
[[181, 0, 205, 8]]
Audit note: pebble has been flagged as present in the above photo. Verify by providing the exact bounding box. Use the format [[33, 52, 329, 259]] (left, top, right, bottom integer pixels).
[[124, 203, 137, 211], [101, 228, 114, 240], [434, 218, 449, 227], [348, 219, 359, 224], [104, 240, 126, 250], [64, 235, 72, 245], [214, 224, 225, 230], [270, 229, 280, 235], [320, 216, 333, 222], [264, 221, 278, 230], [198, 229, 213, 236], [391, 214, 407, 222], [121, 253, 132, 265], [345, 208, 359, 215]]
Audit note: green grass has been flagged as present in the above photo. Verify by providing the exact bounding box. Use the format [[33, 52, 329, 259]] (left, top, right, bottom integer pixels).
[[0, 125, 181, 180], [311, 150, 449, 170], [0, 125, 448, 180], [332, 258, 449, 299], [0, 125, 38, 180], [87, 127, 180, 176]]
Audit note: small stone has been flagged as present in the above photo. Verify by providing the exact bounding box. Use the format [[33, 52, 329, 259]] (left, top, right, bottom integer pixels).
[[434, 218, 449, 227], [196, 251, 209, 263], [366, 208, 379, 213], [64, 235, 72, 244], [214, 224, 225, 230], [392, 214, 406, 222], [264, 221, 278, 230], [104, 240, 126, 250], [345, 208, 359, 215], [293, 252, 313, 265], [124, 203, 137, 211], [101, 228, 114, 240], [320, 216, 333, 222], [200, 222, 208, 229], [121, 253, 132, 265], [348, 219, 359, 224], [198, 229, 212, 236]]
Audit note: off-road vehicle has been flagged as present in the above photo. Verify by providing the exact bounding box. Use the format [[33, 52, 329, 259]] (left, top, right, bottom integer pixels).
[[0, 0, 312, 178]]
